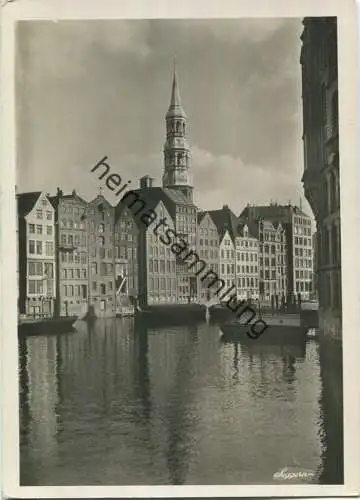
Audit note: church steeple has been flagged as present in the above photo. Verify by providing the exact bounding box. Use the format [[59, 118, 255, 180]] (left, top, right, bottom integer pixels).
[[166, 61, 187, 119], [162, 62, 193, 201]]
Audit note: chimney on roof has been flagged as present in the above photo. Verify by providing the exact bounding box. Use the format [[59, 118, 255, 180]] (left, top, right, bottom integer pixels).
[[222, 204, 229, 210], [57, 187, 63, 198], [72, 189, 76, 196], [140, 175, 153, 189]]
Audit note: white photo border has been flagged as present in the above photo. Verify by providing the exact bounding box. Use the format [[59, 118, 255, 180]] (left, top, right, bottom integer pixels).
[[1, 0, 359, 497]]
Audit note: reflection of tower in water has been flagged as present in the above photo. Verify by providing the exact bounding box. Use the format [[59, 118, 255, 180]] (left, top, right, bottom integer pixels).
[[132, 321, 152, 422], [165, 324, 199, 485], [146, 323, 200, 485]]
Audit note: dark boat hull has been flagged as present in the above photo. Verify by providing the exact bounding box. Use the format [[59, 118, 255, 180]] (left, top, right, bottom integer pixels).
[[220, 322, 308, 344], [18, 316, 77, 337]]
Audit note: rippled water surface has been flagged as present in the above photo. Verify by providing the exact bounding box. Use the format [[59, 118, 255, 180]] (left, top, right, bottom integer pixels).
[[19, 319, 342, 485]]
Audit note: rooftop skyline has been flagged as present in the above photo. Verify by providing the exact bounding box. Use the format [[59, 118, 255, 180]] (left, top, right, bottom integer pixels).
[[16, 18, 312, 217]]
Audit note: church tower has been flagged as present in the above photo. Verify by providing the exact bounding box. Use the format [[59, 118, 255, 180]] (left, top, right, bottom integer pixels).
[[162, 63, 193, 201]]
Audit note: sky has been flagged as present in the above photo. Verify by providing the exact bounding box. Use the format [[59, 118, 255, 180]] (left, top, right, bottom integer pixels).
[[16, 18, 312, 217]]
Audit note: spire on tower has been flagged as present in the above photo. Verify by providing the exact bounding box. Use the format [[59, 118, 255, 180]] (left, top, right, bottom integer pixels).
[[166, 59, 187, 119]]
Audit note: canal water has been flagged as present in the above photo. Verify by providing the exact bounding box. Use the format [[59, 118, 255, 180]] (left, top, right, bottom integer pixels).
[[19, 319, 343, 485]]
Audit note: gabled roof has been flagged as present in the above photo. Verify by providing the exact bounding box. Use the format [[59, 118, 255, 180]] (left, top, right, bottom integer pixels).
[[197, 211, 218, 231], [117, 186, 196, 229], [236, 218, 258, 239], [48, 190, 88, 209], [240, 204, 310, 223], [207, 205, 240, 241], [17, 191, 42, 218], [117, 188, 172, 230], [88, 194, 114, 210], [162, 187, 194, 206]]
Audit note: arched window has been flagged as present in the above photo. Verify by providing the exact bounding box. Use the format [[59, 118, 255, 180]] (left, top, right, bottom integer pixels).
[[176, 121, 181, 133], [99, 223, 105, 233], [99, 236, 105, 247]]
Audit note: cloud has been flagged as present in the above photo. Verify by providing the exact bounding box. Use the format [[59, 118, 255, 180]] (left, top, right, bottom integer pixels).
[[17, 20, 152, 81], [191, 145, 300, 213], [203, 18, 289, 44]]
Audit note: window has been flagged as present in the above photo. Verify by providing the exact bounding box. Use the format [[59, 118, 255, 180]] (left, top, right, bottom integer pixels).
[[61, 234, 67, 245], [45, 242, 54, 256], [36, 210, 43, 219], [36, 225, 42, 235], [29, 224, 35, 234], [28, 280, 36, 294], [46, 225, 53, 235], [68, 235, 73, 245], [29, 240, 35, 254], [36, 241, 42, 255], [28, 262, 36, 275], [46, 211, 52, 220], [99, 223, 105, 233], [100, 284, 106, 295], [92, 281, 97, 291]]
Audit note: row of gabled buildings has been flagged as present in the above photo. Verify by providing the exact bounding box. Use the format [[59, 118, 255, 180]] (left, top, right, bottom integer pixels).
[[17, 63, 314, 318], [17, 188, 139, 318], [17, 184, 313, 319]]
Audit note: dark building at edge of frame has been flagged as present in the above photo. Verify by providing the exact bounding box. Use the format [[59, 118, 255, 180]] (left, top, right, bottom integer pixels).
[[300, 17, 341, 341]]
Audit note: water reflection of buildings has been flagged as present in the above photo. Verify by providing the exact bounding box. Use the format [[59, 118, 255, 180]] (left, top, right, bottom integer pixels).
[[19, 335, 60, 483], [20, 320, 221, 485], [146, 324, 200, 484], [233, 340, 306, 400], [19, 321, 342, 486]]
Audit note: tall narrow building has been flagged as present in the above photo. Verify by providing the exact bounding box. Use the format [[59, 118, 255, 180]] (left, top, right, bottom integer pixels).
[[300, 18, 341, 338], [162, 64, 193, 202]]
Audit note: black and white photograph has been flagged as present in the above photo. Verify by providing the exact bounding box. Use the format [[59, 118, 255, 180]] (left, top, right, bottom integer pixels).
[[1, 0, 359, 497]]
